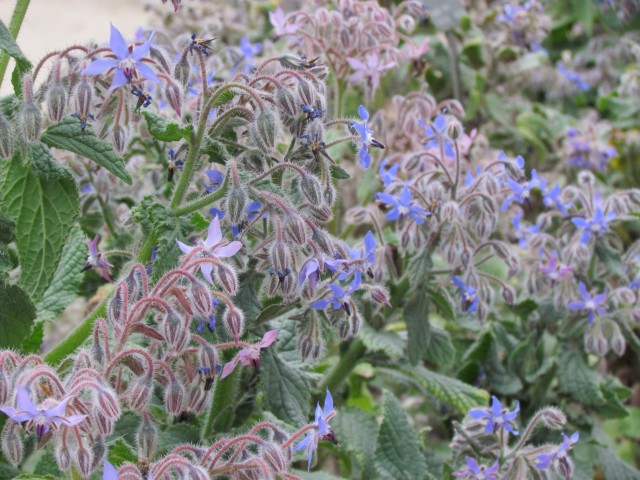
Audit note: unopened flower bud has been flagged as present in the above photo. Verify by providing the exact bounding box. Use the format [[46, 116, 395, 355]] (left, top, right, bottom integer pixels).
[[301, 175, 323, 205], [75, 446, 94, 477], [165, 379, 185, 415], [187, 466, 210, 480], [371, 286, 392, 306], [46, 84, 67, 122], [165, 82, 183, 117], [112, 124, 128, 153], [191, 282, 212, 316], [199, 342, 219, 374], [1, 423, 22, 466], [309, 204, 333, 223], [297, 79, 315, 106], [0, 111, 13, 159], [261, 443, 288, 472], [446, 117, 464, 140], [215, 263, 238, 295], [226, 185, 247, 225], [18, 101, 42, 142], [0, 372, 7, 405], [56, 443, 71, 471], [284, 213, 308, 245], [223, 307, 245, 342], [556, 456, 574, 480], [609, 321, 626, 356], [97, 388, 121, 419], [311, 228, 334, 256], [129, 377, 153, 411], [174, 56, 191, 86], [502, 285, 516, 305], [345, 206, 369, 224], [94, 410, 114, 436], [91, 437, 106, 470], [136, 415, 158, 462], [577, 170, 595, 187], [163, 310, 188, 352], [539, 407, 567, 429], [276, 87, 298, 118], [74, 78, 93, 119], [250, 110, 280, 152]]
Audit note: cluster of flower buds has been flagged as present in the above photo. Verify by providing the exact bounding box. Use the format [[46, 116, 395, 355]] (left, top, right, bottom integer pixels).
[[269, 0, 429, 99], [450, 396, 578, 479], [493, 0, 551, 52]]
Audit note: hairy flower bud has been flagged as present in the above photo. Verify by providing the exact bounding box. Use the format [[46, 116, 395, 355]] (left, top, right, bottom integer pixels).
[[91, 437, 106, 470], [97, 388, 121, 419], [311, 228, 334, 256], [136, 415, 158, 462], [371, 286, 392, 306], [539, 407, 567, 429], [226, 185, 247, 225], [215, 263, 238, 295], [112, 124, 128, 153], [174, 56, 191, 86], [297, 79, 315, 106], [18, 101, 42, 142], [199, 342, 219, 374], [0, 372, 7, 405], [502, 285, 516, 305], [284, 213, 308, 245], [165, 81, 183, 117], [609, 321, 626, 356], [309, 204, 333, 223], [165, 379, 185, 415], [0, 111, 13, 160], [250, 110, 280, 152], [191, 281, 212, 316], [129, 377, 153, 411], [261, 443, 288, 472], [56, 443, 71, 471], [163, 310, 188, 352], [276, 87, 298, 119], [46, 84, 67, 122], [223, 307, 245, 342], [1, 423, 22, 466], [74, 78, 93, 119], [75, 446, 93, 478], [301, 175, 324, 205]]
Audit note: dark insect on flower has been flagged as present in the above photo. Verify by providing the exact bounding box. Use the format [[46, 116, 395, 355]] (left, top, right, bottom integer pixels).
[[131, 87, 152, 112], [167, 149, 184, 182], [70, 113, 95, 135], [301, 104, 324, 121], [190, 33, 216, 56], [300, 133, 327, 162], [299, 53, 321, 69]]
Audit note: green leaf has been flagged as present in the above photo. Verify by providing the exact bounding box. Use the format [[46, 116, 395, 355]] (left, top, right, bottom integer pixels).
[[107, 438, 137, 466], [143, 111, 193, 142], [595, 446, 640, 479], [41, 117, 131, 184], [427, 287, 455, 321], [21, 320, 43, 353], [0, 19, 31, 71], [423, 324, 456, 367], [0, 282, 35, 349], [333, 407, 379, 478], [406, 365, 489, 414], [261, 349, 310, 426], [36, 227, 85, 322], [211, 89, 235, 107], [158, 424, 201, 453], [360, 323, 405, 360], [0, 146, 79, 301], [404, 289, 430, 365], [330, 165, 350, 180], [558, 348, 605, 406], [374, 391, 426, 479], [291, 470, 344, 480], [33, 450, 62, 477], [255, 303, 297, 326], [232, 261, 263, 329]]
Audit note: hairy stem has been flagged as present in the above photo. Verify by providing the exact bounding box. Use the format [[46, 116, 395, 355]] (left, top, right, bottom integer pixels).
[[320, 338, 366, 391]]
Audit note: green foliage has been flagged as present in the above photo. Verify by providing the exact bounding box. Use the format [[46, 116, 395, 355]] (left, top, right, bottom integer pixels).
[[332, 407, 379, 478], [374, 391, 426, 479], [41, 117, 131, 184], [143, 111, 194, 142], [0, 281, 35, 349], [0, 146, 79, 301], [261, 348, 311, 426]]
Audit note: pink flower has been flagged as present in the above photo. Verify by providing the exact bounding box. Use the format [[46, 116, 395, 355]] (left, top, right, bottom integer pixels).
[[82, 235, 114, 281], [177, 216, 242, 284], [347, 53, 396, 91], [0, 386, 86, 442], [221, 330, 279, 378], [269, 7, 300, 38]]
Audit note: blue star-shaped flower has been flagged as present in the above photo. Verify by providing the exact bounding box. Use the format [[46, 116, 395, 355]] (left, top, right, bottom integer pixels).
[[376, 185, 431, 224]]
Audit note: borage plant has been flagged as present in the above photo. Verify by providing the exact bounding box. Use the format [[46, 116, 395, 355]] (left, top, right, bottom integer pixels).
[[0, 0, 640, 479]]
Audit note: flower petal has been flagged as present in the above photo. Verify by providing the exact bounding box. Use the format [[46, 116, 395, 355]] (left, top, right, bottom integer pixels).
[[132, 31, 155, 61], [82, 58, 118, 76], [109, 24, 129, 59], [136, 62, 160, 84], [206, 216, 223, 247], [214, 241, 243, 257]]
